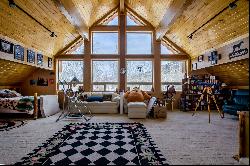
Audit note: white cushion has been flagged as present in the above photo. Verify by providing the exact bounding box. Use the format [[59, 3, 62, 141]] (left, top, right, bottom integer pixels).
[[40, 95, 60, 117], [128, 102, 146, 108]]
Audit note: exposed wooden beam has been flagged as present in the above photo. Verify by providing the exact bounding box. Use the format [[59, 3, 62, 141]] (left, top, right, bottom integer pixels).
[[120, 0, 125, 14], [54, 0, 89, 39], [155, 0, 187, 40]]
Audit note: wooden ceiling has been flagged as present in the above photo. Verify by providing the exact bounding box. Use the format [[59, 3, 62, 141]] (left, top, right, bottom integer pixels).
[[0, 0, 79, 57], [70, 0, 118, 27], [164, 0, 249, 58], [126, 0, 174, 28], [0, 0, 249, 59], [0, 59, 38, 85], [205, 58, 249, 86]]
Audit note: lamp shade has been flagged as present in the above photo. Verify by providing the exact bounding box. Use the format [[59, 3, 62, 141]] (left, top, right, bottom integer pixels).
[[70, 76, 80, 87]]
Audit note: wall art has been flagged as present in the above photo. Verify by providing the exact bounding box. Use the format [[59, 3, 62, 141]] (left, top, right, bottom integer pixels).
[[229, 41, 248, 59], [37, 77, 48, 86], [27, 50, 35, 64], [198, 55, 204, 62], [14, 45, 24, 61], [37, 53, 43, 66], [48, 57, 52, 68], [0, 39, 14, 54]]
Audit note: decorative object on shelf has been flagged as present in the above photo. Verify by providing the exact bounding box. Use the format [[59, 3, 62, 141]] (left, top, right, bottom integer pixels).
[[37, 77, 48, 86], [48, 57, 52, 68], [27, 50, 35, 64], [14, 45, 24, 61], [0, 39, 14, 54], [198, 55, 204, 62], [229, 41, 248, 59], [37, 53, 43, 66]]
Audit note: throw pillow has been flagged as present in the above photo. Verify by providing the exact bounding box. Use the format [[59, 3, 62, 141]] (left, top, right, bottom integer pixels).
[[87, 96, 103, 102], [103, 94, 112, 101]]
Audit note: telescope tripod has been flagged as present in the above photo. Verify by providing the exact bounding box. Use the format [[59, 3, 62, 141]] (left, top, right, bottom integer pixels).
[[192, 86, 224, 123]]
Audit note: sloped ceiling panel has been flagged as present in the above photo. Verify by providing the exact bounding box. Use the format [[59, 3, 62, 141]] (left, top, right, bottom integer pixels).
[[71, 0, 118, 27], [126, 0, 174, 27], [165, 0, 249, 58], [0, 0, 79, 57], [0, 59, 38, 86], [205, 58, 249, 86]]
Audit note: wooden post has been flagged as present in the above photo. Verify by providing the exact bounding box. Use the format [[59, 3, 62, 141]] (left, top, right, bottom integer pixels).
[[119, 10, 126, 91], [33, 93, 38, 119], [238, 111, 249, 158]]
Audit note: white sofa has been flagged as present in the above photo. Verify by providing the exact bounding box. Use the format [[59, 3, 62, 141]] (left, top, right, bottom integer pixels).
[[76, 92, 120, 114]]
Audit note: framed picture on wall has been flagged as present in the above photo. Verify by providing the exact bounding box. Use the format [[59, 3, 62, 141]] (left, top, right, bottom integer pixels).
[[27, 50, 35, 64], [0, 39, 14, 54], [14, 45, 24, 61], [198, 55, 203, 62], [37, 53, 43, 66], [48, 57, 52, 68]]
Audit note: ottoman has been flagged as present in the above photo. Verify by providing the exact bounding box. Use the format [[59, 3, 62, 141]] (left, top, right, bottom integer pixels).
[[128, 102, 147, 119]]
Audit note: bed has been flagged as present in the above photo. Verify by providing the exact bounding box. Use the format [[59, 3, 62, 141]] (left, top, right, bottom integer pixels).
[[0, 89, 39, 118]]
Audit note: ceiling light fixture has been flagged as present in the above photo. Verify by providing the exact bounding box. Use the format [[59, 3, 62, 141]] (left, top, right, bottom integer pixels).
[[8, 0, 57, 38], [187, 0, 239, 40]]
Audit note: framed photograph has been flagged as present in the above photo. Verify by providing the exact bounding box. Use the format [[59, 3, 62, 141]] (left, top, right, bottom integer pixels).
[[37, 53, 43, 66], [30, 80, 36, 85], [27, 50, 35, 64], [14, 45, 24, 61], [48, 57, 52, 68], [211, 60, 217, 65], [0, 39, 14, 54], [198, 55, 203, 62], [37, 77, 48, 86], [49, 79, 54, 84]]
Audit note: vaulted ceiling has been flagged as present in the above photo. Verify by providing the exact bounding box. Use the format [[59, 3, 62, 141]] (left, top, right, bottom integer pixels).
[[0, 0, 249, 59]]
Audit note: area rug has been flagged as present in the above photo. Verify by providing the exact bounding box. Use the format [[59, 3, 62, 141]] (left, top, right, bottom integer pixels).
[[15, 123, 168, 165], [0, 120, 27, 131]]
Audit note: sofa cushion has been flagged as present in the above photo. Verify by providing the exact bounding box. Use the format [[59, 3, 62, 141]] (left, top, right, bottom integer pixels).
[[87, 96, 103, 102]]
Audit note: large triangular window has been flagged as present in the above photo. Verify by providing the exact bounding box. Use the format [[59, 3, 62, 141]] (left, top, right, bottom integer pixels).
[[66, 41, 84, 54], [161, 44, 174, 54], [126, 12, 145, 26], [97, 9, 118, 26]]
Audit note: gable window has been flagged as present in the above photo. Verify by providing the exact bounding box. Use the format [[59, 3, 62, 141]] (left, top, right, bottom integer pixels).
[[161, 44, 174, 54], [107, 16, 118, 26], [92, 60, 119, 91], [126, 60, 153, 91], [58, 60, 84, 91], [92, 32, 118, 54], [126, 32, 152, 55], [161, 61, 185, 91]]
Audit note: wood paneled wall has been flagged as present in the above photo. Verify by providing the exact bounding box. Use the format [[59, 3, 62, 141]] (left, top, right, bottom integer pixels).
[[21, 68, 56, 96]]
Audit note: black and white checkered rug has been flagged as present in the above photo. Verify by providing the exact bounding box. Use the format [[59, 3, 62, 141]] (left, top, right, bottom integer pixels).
[[15, 123, 168, 165]]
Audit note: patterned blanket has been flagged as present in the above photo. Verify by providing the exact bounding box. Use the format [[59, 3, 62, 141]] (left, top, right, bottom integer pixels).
[[0, 96, 34, 114]]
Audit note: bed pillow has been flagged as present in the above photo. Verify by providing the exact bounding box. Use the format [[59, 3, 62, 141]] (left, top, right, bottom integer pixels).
[[86, 96, 103, 102]]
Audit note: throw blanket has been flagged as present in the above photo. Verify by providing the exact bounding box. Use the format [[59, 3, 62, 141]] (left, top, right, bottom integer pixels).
[[0, 96, 34, 114]]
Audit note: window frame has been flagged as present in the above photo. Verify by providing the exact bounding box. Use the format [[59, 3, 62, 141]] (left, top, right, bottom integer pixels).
[[126, 31, 153, 55], [91, 60, 119, 92], [160, 60, 186, 92], [57, 60, 84, 90], [126, 60, 153, 91], [91, 31, 119, 55]]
